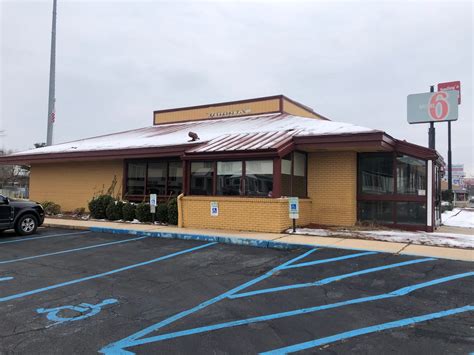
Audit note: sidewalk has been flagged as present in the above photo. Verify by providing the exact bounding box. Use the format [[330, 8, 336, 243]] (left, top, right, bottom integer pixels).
[[43, 218, 473, 262]]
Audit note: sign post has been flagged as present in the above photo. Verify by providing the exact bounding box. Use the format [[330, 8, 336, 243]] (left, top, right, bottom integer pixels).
[[437, 81, 461, 196], [288, 197, 299, 233], [150, 194, 157, 223]]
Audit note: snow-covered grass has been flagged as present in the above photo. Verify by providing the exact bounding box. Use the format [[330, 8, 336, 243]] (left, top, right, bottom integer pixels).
[[442, 208, 474, 229], [289, 227, 473, 249]]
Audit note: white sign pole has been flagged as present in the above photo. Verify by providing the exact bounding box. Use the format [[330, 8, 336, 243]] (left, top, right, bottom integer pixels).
[[150, 194, 157, 223], [288, 197, 299, 233]]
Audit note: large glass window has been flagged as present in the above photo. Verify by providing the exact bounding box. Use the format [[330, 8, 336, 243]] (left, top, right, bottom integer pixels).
[[190, 162, 214, 195], [396, 202, 426, 225], [396, 155, 426, 195], [246, 160, 273, 197], [359, 153, 394, 194], [126, 160, 182, 197], [217, 161, 242, 196], [127, 163, 146, 195], [167, 162, 183, 196], [281, 155, 292, 196], [292, 152, 307, 197], [147, 162, 167, 195], [358, 201, 393, 224], [281, 152, 307, 198]]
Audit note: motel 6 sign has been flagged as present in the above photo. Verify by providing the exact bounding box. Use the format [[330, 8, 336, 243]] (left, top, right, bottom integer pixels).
[[407, 90, 459, 124]]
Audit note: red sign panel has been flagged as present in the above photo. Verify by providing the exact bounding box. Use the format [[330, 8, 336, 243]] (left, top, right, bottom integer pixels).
[[438, 81, 461, 104]]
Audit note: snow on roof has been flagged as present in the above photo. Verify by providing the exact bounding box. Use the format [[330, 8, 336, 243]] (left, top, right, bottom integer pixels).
[[12, 113, 378, 156]]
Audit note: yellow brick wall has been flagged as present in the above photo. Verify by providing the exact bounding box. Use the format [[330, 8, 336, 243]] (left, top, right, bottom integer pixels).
[[307, 151, 357, 226], [154, 98, 280, 124], [30, 160, 123, 212], [181, 196, 311, 233]]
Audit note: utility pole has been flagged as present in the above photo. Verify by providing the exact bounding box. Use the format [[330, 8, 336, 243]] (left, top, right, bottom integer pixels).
[[46, 0, 57, 146], [428, 85, 435, 149], [447, 121, 453, 194]]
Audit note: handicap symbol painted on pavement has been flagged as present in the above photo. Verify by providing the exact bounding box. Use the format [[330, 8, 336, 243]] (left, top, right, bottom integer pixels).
[[37, 298, 118, 326]]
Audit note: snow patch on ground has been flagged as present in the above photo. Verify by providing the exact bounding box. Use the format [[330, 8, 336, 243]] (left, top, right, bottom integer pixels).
[[442, 208, 474, 229], [290, 227, 473, 249]]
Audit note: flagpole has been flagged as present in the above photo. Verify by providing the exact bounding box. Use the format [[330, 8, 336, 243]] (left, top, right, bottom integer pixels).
[[46, 0, 57, 146]]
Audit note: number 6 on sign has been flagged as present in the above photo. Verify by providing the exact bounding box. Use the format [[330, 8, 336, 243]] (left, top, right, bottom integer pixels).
[[429, 92, 449, 121]]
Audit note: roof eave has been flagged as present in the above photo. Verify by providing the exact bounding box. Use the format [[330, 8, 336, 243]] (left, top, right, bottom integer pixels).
[[0, 144, 200, 165]]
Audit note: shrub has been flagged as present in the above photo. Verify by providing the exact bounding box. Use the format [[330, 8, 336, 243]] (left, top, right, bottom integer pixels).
[[167, 198, 178, 225], [106, 200, 124, 221], [135, 203, 152, 222], [41, 201, 61, 215], [156, 203, 168, 223], [88, 194, 115, 219], [72, 207, 86, 216], [441, 190, 454, 203], [122, 202, 136, 221]]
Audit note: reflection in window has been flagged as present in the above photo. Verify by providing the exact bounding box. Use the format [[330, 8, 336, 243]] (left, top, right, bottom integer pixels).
[[190, 162, 214, 195], [217, 161, 242, 196], [148, 162, 167, 195], [281, 155, 292, 196], [359, 153, 394, 194], [397, 202, 426, 225], [127, 163, 146, 195], [167, 161, 183, 196], [396, 155, 426, 195], [246, 160, 273, 197], [292, 152, 307, 197], [358, 201, 393, 224]]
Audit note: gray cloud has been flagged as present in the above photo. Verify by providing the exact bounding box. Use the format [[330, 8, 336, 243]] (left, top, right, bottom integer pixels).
[[1, 0, 472, 173]]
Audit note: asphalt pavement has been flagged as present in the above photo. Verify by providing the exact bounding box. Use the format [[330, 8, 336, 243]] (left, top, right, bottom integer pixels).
[[0, 227, 472, 354]]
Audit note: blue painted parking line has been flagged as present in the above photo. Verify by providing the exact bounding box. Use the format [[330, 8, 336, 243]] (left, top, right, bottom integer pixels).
[[129, 271, 473, 344], [229, 258, 436, 299], [0, 235, 147, 265], [260, 305, 474, 354], [0, 276, 14, 282], [99, 248, 319, 354], [282, 251, 378, 269], [0, 231, 90, 245], [0, 242, 216, 303]]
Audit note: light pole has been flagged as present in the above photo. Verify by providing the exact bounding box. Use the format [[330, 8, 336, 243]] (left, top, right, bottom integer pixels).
[[46, 0, 57, 146]]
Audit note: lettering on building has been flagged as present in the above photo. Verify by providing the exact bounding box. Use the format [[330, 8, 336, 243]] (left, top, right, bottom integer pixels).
[[208, 108, 251, 118]]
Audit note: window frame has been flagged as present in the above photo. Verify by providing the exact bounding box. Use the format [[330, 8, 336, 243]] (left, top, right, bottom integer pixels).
[[187, 158, 281, 198], [281, 151, 308, 198], [357, 152, 428, 227], [124, 158, 183, 201]]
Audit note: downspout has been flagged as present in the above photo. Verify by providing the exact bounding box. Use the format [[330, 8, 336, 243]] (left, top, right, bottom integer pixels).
[[177, 193, 184, 228]]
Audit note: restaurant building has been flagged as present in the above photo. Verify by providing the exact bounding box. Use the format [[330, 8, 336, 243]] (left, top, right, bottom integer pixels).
[[2, 95, 444, 232]]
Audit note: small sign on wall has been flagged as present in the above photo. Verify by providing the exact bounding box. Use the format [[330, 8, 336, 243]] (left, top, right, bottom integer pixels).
[[150, 194, 157, 213], [288, 197, 299, 219], [210, 202, 219, 217]]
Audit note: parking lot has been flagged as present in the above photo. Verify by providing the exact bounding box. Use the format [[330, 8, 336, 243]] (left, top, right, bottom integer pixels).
[[0, 227, 472, 354]]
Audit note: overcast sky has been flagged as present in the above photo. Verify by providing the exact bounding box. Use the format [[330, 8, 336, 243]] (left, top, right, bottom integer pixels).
[[1, 0, 472, 174]]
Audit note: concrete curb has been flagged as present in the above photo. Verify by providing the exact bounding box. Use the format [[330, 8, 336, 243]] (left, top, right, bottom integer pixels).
[[42, 223, 89, 231], [43, 220, 473, 262], [89, 227, 314, 251]]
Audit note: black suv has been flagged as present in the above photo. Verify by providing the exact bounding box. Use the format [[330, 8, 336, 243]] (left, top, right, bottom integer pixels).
[[0, 195, 45, 235]]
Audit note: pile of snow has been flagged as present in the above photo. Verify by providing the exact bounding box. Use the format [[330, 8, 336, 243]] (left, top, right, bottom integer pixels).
[[442, 208, 474, 229], [289, 227, 473, 249]]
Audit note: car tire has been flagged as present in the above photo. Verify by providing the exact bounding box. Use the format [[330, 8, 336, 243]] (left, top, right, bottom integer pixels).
[[15, 214, 38, 236]]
